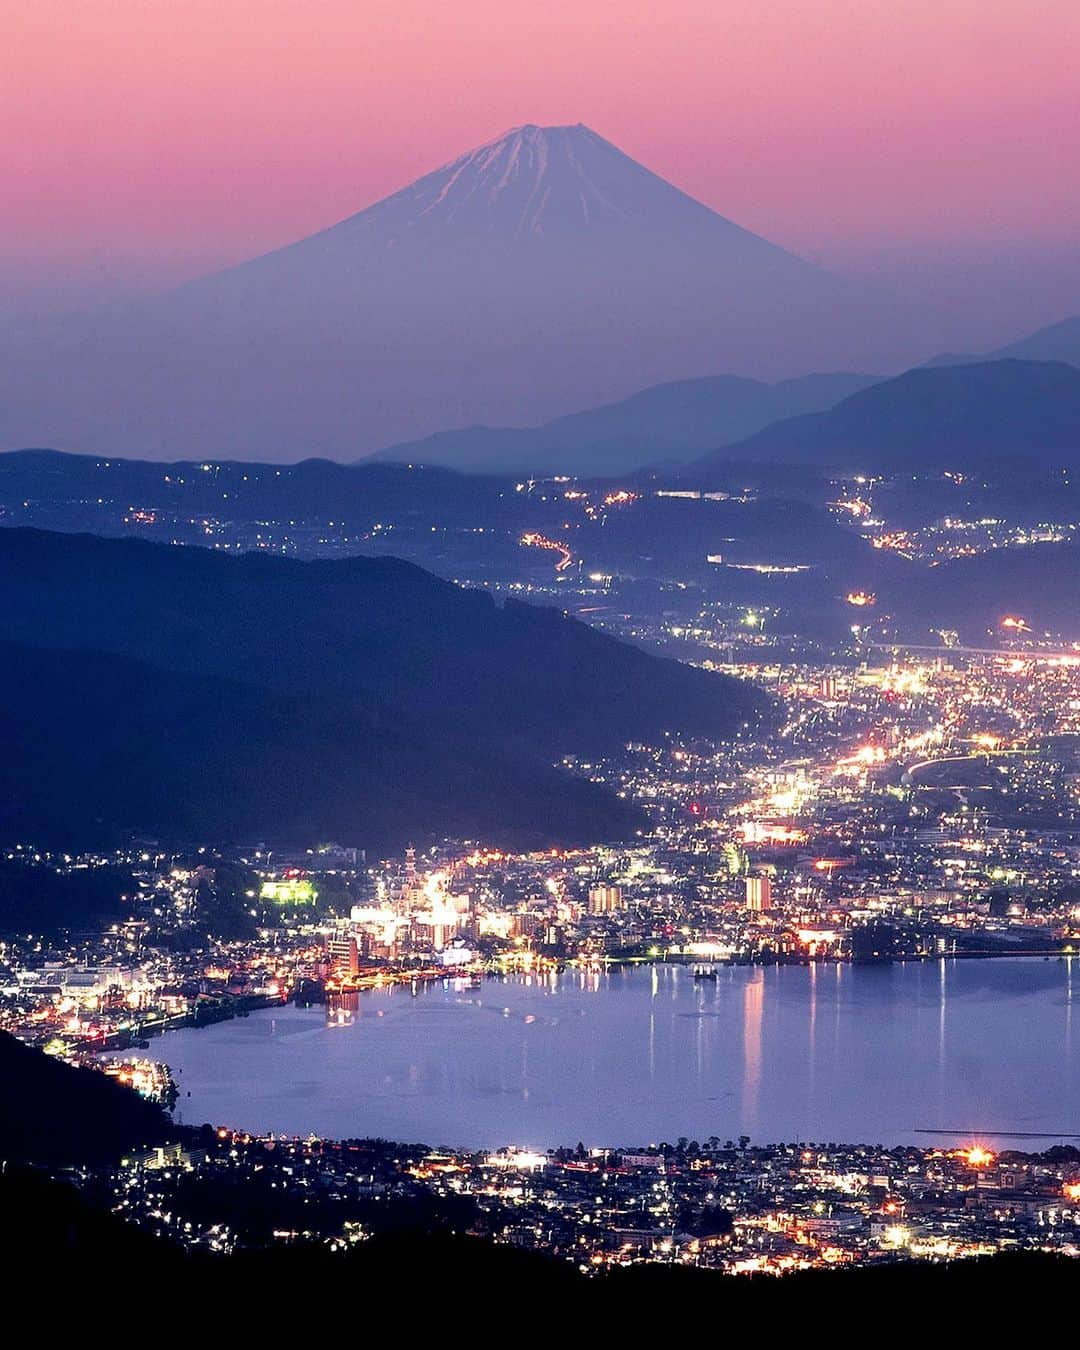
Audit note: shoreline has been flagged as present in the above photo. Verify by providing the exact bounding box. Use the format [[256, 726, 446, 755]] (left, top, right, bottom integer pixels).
[[122, 956, 1080, 1154], [90, 947, 1072, 1057]]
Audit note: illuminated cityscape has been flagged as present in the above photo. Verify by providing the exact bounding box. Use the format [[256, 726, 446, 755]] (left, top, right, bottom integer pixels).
[[83, 1125, 1080, 1271]]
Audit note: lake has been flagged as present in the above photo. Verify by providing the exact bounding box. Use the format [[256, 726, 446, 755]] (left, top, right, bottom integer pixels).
[[149, 959, 1080, 1150]]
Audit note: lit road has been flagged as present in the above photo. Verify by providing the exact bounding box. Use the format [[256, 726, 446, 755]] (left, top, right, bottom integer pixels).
[[520, 532, 574, 572]]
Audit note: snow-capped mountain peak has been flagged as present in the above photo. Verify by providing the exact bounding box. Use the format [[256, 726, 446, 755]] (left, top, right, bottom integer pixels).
[[410, 124, 634, 236], [318, 121, 778, 248]]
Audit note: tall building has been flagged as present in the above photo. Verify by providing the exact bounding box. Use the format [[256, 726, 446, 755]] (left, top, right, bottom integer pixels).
[[745, 874, 772, 912], [512, 911, 543, 940], [396, 844, 425, 916], [588, 885, 623, 916], [326, 934, 359, 978]]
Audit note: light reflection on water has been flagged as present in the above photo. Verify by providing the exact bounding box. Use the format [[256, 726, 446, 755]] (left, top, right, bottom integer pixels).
[[154, 958, 1080, 1150]]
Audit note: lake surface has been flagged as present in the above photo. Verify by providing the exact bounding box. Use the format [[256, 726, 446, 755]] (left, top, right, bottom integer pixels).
[[150, 959, 1080, 1150]]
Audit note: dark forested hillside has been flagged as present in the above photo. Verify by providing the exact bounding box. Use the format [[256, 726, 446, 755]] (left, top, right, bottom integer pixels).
[[0, 1032, 176, 1166], [0, 529, 769, 849], [0, 639, 643, 850]]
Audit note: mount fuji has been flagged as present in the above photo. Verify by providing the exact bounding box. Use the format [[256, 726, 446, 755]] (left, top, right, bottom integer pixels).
[[1, 124, 890, 459]]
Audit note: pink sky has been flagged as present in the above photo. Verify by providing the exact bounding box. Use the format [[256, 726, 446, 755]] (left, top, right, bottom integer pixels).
[[4, 0, 1079, 279]]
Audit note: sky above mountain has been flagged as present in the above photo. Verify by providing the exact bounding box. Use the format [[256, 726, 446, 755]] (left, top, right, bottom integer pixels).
[[5, 0, 1079, 288]]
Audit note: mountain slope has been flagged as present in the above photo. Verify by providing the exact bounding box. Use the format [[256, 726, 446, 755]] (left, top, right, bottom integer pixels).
[[0, 527, 769, 750], [694, 360, 1080, 473], [0, 1032, 175, 1166], [368, 371, 879, 476], [0, 640, 642, 851], [882, 539, 1080, 643], [0, 124, 880, 459], [0, 529, 769, 847]]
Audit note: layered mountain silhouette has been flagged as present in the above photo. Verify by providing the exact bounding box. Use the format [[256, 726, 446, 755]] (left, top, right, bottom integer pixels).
[[0, 124, 889, 459], [368, 371, 878, 476], [694, 360, 1080, 474], [0, 449, 508, 524], [0, 529, 769, 849], [928, 314, 1080, 369], [0, 448, 874, 611]]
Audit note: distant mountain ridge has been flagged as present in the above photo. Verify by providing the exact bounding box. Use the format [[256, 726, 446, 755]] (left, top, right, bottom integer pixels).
[[927, 314, 1080, 369], [0, 448, 505, 521], [694, 360, 1080, 474], [368, 371, 879, 475]]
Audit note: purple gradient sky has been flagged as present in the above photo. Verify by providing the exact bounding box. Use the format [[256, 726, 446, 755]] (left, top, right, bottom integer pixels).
[[4, 0, 1079, 283]]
